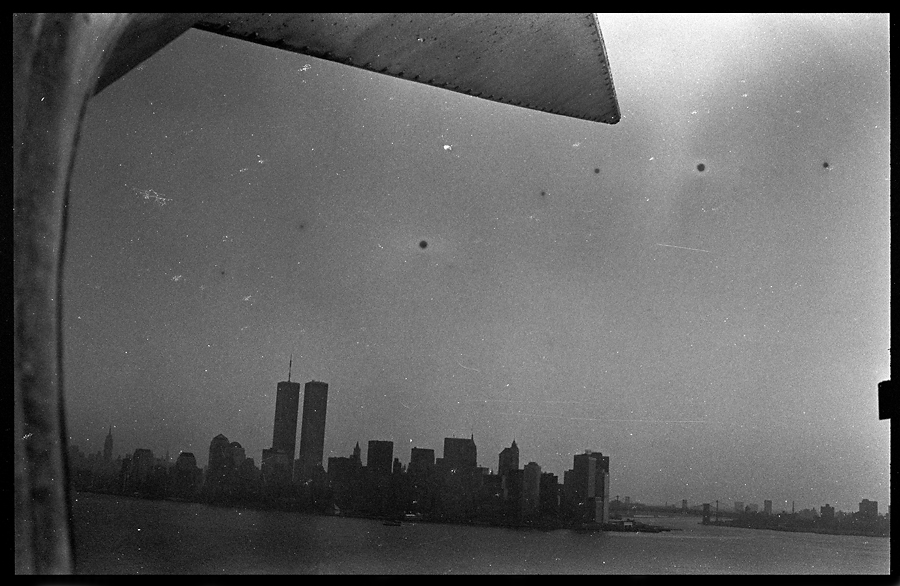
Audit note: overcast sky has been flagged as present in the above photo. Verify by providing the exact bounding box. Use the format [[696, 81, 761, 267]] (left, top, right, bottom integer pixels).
[[64, 13, 889, 513]]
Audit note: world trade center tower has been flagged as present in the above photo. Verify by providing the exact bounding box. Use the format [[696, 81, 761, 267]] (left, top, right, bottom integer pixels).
[[297, 380, 329, 481], [271, 380, 301, 463]]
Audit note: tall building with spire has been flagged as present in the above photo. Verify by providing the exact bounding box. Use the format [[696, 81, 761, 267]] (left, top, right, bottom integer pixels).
[[261, 357, 301, 485], [103, 427, 113, 462], [296, 380, 329, 481], [498, 440, 519, 478]]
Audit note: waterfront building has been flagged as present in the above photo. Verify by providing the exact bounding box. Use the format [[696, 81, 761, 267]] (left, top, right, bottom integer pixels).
[[503, 469, 524, 511], [539, 472, 560, 516], [230, 441, 245, 467], [443, 436, 477, 470], [764, 500, 772, 515], [859, 499, 878, 519], [367, 440, 394, 475], [409, 447, 435, 476], [208, 434, 231, 473], [272, 381, 301, 463], [297, 380, 328, 481], [172, 451, 200, 497], [735, 501, 744, 514], [129, 448, 154, 492], [570, 450, 610, 523], [103, 427, 113, 462], [498, 440, 519, 478], [260, 373, 302, 487], [571, 452, 597, 504], [523, 462, 541, 514]]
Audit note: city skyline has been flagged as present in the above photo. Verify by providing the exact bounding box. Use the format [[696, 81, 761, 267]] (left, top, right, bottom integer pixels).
[[71, 383, 886, 515], [62, 14, 889, 515]]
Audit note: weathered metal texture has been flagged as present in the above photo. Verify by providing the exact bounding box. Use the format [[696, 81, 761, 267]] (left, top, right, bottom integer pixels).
[[13, 13, 134, 574], [94, 13, 206, 95], [193, 13, 620, 124]]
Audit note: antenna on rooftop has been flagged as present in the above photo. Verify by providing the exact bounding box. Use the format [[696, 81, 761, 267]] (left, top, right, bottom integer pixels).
[[288, 353, 293, 382]]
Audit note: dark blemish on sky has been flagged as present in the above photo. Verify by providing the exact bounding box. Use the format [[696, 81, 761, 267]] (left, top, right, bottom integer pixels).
[[220, 271, 226, 276], [594, 168, 600, 174], [540, 190, 546, 197], [697, 163, 706, 172], [823, 162, 830, 169], [419, 240, 428, 249], [298, 222, 306, 230]]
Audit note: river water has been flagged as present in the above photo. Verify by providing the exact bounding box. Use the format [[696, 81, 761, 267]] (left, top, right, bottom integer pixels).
[[70, 492, 889, 574]]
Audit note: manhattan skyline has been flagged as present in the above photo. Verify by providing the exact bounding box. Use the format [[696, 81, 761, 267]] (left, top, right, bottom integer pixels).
[[62, 14, 889, 514]]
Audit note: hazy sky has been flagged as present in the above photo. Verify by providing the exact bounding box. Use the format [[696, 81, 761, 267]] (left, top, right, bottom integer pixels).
[[64, 14, 890, 513]]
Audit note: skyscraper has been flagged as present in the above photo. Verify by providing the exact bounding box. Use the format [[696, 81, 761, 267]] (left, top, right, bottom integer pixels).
[[103, 426, 113, 462], [443, 436, 477, 470], [522, 462, 542, 514], [271, 380, 301, 462], [571, 450, 610, 524], [571, 452, 597, 503], [297, 380, 328, 480], [409, 447, 435, 476], [262, 364, 302, 486], [367, 440, 394, 475], [498, 440, 519, 478]]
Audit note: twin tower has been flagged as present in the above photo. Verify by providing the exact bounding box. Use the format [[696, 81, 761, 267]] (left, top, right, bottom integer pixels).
[[261, 374, 328, 485]]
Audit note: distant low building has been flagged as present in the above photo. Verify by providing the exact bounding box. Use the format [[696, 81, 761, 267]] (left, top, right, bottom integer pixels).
[[129, 448, 154, 492], [859, 499, 878, 519]]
